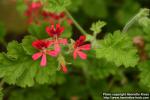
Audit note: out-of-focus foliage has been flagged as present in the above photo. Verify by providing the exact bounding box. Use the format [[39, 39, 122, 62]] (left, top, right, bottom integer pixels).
[[0, 23, 6, 39], [0, 88, 3, 100], [116, 0, 141, 25], [139, 61, 150, 88], [82, 0, 108, 18], [9, 86, 55, 100]]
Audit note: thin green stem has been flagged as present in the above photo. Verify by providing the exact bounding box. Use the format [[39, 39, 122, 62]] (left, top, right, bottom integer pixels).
[[65, 9, 88, 35]]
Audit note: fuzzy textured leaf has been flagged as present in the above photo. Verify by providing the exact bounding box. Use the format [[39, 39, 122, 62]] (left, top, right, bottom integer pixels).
[[71, 51, 117, 79], [0, 36, 58, 87], [28, 23, 49, 39], [90, 20, 106, 34], [96, 31, 139, 67], [22, 36, 37, 55]]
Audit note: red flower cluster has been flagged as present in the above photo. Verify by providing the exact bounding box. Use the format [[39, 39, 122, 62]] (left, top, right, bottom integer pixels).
[[42, 11, 65, 20], [32, 23, 68, 72], [32, 23, 91, 73], [42, 11, 73, 25], [24, 1, 72, 25], [25, 1, 42, 24]]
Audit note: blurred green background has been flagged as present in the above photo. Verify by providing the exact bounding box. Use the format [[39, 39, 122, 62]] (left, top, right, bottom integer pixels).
[[0, 0, 149, 39]]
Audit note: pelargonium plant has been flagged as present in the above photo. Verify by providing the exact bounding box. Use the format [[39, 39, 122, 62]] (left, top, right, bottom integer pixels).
[[0, 0, 150, 100]]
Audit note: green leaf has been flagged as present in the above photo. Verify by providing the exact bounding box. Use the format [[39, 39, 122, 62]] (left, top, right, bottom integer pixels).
[[7, 41, 24, 60], [138, 17, 150, 27], [61, 21, 72, 38], [71, 51, 117, 79], [28, 23, 49, 39], [90, 20, 106, 34], [96, 30, 139, 67], [0, 36, 58, 87], [138, 61, 150, 88], [88, 58, 117, 79], [22, 36, 37, 55], [43, 0, 71, 13]]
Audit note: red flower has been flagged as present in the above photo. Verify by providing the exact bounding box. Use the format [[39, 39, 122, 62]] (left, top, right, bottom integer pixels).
[[46, 23, 68, 53], [25, 1, 42, 16], [46, 23, 64, 37], [73, 36, 91, 60], [42, 11, 72, 25], [32, 40, 57, 67], [25, 1, 42, 24], [50, 12, 65, 20]]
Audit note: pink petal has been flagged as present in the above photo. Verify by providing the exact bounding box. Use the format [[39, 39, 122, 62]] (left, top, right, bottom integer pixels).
[[61, 65, 68, 73], [56, 24, 64, 33], [54, 42, 61, 53], [47, 50, 58, 57], [31, 2, 42, 9], [40, 54, 47, 67], [46, 26, 50, 34], [56, 23, 60, 28], [79, 44, 91, 50], [58, 38, 68, 45], [77, 51, 87, 60], [59, 27, 64, 33], [73, 50, 78, 60], [32, 52, 42, 60]]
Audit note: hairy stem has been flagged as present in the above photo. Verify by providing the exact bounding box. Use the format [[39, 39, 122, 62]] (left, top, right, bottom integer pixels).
[[122, 8, 150, 33], [65, 9, 88, 35], [122, 14, 139, 33]]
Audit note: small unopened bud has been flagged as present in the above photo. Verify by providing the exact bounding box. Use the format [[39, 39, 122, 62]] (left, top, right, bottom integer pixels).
[[133, 36, 145, 48]]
